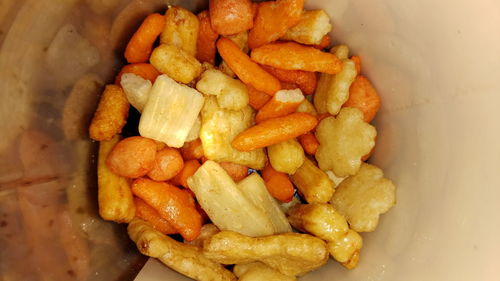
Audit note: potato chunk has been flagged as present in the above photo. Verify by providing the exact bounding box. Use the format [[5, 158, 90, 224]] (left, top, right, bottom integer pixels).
[[331, 163, 396, 232], [127, 219, 236, 281], [196, 69, 249, 110], [315, 107, 376, 177], [120, 73, 151, 112], [150, 44, 202, 84], [281, 10, 332, 45], [267, 139, 304, 174], [290, 158, 334, 203], [161, 6, 199, 56], [287, 203, 362, 268], [203, 231, 328, 276], [313, 45, 357, 115], [234, 262, 296, 281], [200, 96, 266, 169]]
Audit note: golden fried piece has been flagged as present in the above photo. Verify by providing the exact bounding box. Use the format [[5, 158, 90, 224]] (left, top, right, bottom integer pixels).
[[196, 69, 249, 111], [234, 262, 296, 281], [161, 6, 199, 56], [315, 107, 376, 177], [281, 10, 332, 45], [287, 203, 362, 268], [295, 99, 317, 116], [128, 219, 236, 281], [186, 224, 221, 247], [267, 139, 305, 174], [225, 31, 249, 54], [331, 163, 396, 232], [89, 84, 130, 141], [203, 231, 329, 276], [97, 135, 135, 223], [200, 96, 266, 169], [290, 158, 334, 203], [150, 44, 202, 84]]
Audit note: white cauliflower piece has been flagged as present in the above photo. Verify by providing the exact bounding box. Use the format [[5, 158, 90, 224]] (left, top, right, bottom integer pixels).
[[331, 163, 396, 232], [315, 107, 376, 177]]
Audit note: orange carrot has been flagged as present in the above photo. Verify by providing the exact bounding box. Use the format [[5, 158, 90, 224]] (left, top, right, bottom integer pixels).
[[115, 63, 161, 85], [180, 139, 204, 160], [131, 178, 202, 241], [351, 55, 361, 74], [209, 0, 254, 35], [171, 160, 201, 188], [246, 84, 271, 110], [344, 75, 381, 122], [261, 65, 317, 95], [134, 197, 177, 235], [311, 35, 330, 50], [255, 89, 304, 123], [218, 162, 248, 181], [124, 13, 165, 63], [262, 163, 295, 202], [106, 136, 157, 178], [280, 82, 299, 90], [251, 42, 342, 74], [232, 112, 318, 151], [217, 37, 281, 95], [298, 133, 320, 155], [248, 0, 304, 49], [196, 10, 219, 64], [147, 147, 184, 181]]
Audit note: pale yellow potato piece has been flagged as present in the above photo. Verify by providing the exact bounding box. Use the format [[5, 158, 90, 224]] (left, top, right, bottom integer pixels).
[[326, 170, 347, 188], [315, 107, 376, 177], [314, 45, 357, 115], [139, 75, 205, 148], [290, 158, 334, 203], [225, 31, 249, 53], [296, 99, 317, 116], [237, 173, 292, 234], [331, 163, 396, 232], [268, 139, 305, 174], [234, 262, 296, 281], [196, 69, 249, 110], [185, 115, 202, 142], [150, 44, 202, 84], [188, 161, 275, 237], [200, 96, 266, 169], [120, 73, 151, 112], [203, 231, 329, 276], [161, 6, 199, 56], [282, 10, 332, 45], [287, 203, 362, 268], [97, 135, 135, 223], [128, 219, 236, 281], [186, 224, 220, 247]]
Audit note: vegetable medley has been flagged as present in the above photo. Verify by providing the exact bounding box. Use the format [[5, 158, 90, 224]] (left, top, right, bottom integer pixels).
[[89, 0, 396, 280]]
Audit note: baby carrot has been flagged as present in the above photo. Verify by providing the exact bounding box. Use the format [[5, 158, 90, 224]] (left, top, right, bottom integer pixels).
[[261, 65, 317, 95], [262, 163, 295, 202], [248, 0, 304, 49], [246, 84, 271, 110], [280, 82, 299, 90], [106, 136, 157, 178], [171, 159, 201, 188], [180, 139, 204, 160], [343, 75, 381, 122], [255, 89, 304, 123], [218, 162, 248, 182], [196, 10, 219, 64], [131, 178, 202, 241], [251, 42, 342, 74], [115, 63, 161, 85], [232, 112, 318, 152], [351, 55, 362, 74], [298, 133, 320, 155], [217, 37, 281, 95], [134, 197, 177, 235], [124, 13, 166, 63], [147, 147, 184, 181], [209, 0, 254, 35]]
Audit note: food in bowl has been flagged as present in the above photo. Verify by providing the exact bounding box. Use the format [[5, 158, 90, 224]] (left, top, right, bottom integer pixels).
[[89, 0, 396, 279]]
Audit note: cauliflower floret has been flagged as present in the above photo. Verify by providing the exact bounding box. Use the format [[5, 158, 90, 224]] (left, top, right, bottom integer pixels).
[[315, 107, 376, 177], [200, 96, 266, 169], [331, 163, 396, 232], [287, 203, 362, 268]]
